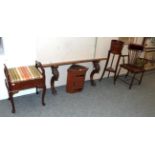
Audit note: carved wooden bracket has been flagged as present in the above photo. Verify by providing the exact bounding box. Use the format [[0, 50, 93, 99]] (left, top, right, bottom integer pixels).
[[44, 58, 106, 94], [90, 60, 100, 86], [51, 66, 59, 95]]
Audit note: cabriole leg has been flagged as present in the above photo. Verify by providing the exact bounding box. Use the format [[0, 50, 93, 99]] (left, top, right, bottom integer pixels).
[[9, 92, 15, 113], [51, 66, 59, 95], [42, 86, 46, 106], [90, 61, 100, 86]]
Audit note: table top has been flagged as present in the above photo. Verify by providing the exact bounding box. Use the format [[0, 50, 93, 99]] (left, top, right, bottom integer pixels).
[[43, 57, 107, 68]]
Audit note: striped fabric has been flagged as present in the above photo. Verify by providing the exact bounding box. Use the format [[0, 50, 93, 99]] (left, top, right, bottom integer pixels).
[[8, 66, 43, 83]]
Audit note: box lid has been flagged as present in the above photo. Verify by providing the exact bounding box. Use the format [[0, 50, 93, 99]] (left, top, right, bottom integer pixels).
[[68, 65, 88, 72]]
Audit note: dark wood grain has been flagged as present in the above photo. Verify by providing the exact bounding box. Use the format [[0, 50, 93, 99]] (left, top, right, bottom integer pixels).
[[43, 58, 107, 68], [99, 40, 124, 84], [115, 43, 145, 89], [4, 61, 46, 113], [43, 57, 107, 94], [51, 66, 59, 95]]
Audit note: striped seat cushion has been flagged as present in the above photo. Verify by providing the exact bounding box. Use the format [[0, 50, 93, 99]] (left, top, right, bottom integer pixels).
[[8, 66, 43, 83]]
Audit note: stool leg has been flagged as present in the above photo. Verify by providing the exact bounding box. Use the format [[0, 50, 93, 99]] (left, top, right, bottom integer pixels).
[[114, 71, 117, 85], [42, 86, 46, 106], [107, 71, 110, 78], [99, 53, 110, 81], [99, 65, 107, 81], [9, 92, 16, 113]]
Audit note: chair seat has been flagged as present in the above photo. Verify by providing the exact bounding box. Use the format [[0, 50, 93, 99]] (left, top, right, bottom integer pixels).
[[8, 66, 43, 83], [120, 64, 145, 73]]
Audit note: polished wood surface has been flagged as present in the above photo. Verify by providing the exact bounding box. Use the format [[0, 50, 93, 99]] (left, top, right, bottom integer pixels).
[[100, 40, 124, 84], [43, 57, 107, 94], [4, 61, 46, 113], [116, 44, 146, 89], [66, 65, 88, 93], [43, 58, 106, 67]]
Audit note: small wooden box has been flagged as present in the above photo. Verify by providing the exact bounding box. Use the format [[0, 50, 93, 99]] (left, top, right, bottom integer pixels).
[[66, 65, 88, 93]]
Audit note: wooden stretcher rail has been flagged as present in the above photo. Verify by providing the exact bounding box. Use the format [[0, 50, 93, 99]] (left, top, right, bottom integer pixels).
[[43, 57, 107, 95], [144, 47, 155, 51]]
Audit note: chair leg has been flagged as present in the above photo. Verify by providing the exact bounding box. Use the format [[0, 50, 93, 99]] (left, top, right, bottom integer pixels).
[[42, 86, 46, 106], [99, 56, 109, 81], [114, 67, 121, 84], [99, 67, 107, 81], [129, 73, 136, 89], [9, 92, 16, 113], [139, 72, 144, 85], [114, 56, 121, 85], [114, 71, 117, 85], [107, 71, 110, 78]]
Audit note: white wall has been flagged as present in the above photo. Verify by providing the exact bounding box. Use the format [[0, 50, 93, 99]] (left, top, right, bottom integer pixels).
[[36, 37, 96, 63], [36, 37, 117, 89]]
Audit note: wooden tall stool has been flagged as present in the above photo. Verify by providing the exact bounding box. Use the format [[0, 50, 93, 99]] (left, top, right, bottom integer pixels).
[[99, 40, 124, 84], [4, 61, 46, 113]]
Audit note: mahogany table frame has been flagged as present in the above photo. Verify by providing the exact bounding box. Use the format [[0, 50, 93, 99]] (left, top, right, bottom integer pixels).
[[43, 58, 107, 95]]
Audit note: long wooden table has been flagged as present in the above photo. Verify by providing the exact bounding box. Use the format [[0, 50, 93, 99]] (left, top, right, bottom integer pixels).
[[43, 57, 107, 94]]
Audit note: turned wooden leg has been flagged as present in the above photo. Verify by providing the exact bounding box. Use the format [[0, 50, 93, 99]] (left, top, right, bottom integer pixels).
[[99, 54, 110, 81], [114, 57, 121, 84], [113, 71, 117, 85], [51, 66, 59, 95], [107, 71, 110, 78], [114, 67, 121, 84], [9, 92, 16, 113], [42, 86, 46, 106], [99, 67, 106, 81], [90, 61, 100, 86]]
